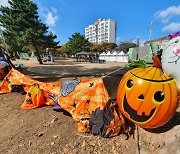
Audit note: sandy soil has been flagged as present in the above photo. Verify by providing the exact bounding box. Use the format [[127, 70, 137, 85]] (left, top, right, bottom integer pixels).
[[0, 58, 180, 154]]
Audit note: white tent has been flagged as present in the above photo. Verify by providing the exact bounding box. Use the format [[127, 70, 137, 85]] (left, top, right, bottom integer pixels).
[[109, 51, 117, 61], [123, 53, 129, 62], [105, 51, 111, 61], [115, 51, 128, 62], [99, 52, 106, 60], [117, 51, 124, 62], [98, 50, 129, 62]]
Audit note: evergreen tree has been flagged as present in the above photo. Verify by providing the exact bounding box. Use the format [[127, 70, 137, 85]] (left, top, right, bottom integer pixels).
[[0, 0, 59, 64], [66, 33, 90, 54]]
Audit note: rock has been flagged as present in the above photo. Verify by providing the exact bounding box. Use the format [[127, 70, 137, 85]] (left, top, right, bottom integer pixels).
[[81, 140, 86, 148], [29, 141, 32, 146], [37, 132, 44, 137], [51, 142, 55, 146]]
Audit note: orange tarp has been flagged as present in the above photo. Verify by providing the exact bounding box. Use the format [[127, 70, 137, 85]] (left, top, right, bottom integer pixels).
[[0, 68, 126, 137]]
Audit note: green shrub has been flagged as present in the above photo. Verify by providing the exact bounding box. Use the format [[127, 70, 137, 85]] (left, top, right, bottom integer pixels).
[[126, 60, 147, 68]]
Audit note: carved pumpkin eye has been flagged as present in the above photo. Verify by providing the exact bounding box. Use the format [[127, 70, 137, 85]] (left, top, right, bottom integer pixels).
[[126, 79, 133, 89], [153, 91, 165, 105]]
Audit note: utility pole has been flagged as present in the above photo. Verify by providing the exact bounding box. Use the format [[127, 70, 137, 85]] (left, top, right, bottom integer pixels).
[[148, 20, 154, 41]]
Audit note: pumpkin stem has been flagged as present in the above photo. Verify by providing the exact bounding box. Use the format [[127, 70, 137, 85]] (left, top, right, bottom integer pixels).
[[152, 55, 162, 69]]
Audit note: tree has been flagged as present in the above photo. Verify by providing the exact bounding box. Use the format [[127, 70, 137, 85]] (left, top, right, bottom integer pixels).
[[100, 42, 117, 51], [0, 0, 59, 64], [90, 42, 117, 53], [57, 43, 68, 54], [118, 42, 136, 53], [89, 43, 102, 52], [66, 33, 90, 54]]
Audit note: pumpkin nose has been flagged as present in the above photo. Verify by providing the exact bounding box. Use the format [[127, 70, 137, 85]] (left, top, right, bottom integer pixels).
[[138, 94, 144, 100]]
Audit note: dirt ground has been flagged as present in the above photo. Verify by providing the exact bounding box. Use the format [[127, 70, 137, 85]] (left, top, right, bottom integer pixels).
[[0, 58, 180, 154]]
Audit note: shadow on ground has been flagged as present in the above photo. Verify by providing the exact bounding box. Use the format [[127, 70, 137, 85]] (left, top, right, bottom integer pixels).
[[144, 111, 180, 133], [21, 67, 131, 98]]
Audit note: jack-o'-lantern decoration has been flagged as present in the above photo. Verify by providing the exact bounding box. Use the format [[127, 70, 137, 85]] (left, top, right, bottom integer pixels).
[[117, 56, 179, 128], [21, 84, 45, 109]]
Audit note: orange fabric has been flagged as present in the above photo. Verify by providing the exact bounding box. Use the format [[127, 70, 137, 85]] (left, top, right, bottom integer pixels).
[[21, 84, 45, 109], [0, 68, 62, 95], [0, 68, 126, 137], [106, 102, 127, 137], [59, 78, 110, 133], [0, 68, 59, 108]]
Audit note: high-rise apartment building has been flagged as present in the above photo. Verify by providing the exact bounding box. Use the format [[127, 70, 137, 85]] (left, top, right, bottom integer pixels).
[[85, 18, 116, 44]]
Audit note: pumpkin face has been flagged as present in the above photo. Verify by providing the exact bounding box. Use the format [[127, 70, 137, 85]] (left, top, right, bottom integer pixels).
[[117, 64, 179, 128], [21, 84, 45, 109]]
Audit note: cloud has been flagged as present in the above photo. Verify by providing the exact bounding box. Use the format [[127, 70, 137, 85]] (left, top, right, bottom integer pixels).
[[0, 0, 10, 7], [162, 22, 180, 32], [155, 5, 180, 23], [51, 7, 57, 14], [39, 6, 59, 27], [161, 16, 172, 24], [45, 12, 58, 26]]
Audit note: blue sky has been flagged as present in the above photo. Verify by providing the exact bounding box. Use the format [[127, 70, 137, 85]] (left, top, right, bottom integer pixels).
[[1, 0, 180, 45]]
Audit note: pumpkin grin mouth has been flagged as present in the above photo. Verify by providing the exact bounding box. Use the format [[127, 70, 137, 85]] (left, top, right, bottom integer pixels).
[[123, 94, 156, 123]]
